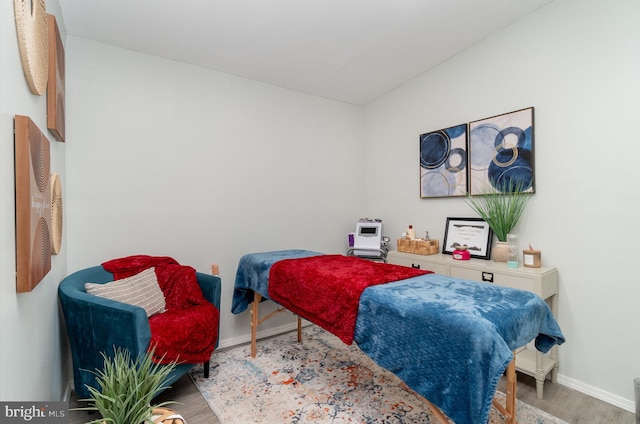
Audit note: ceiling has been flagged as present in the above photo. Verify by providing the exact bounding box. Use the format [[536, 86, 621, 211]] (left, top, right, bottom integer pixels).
[[59, 0, 552, 105]]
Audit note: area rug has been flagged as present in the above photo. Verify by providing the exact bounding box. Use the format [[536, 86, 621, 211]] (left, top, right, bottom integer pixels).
[[189, 325, 567, 423]]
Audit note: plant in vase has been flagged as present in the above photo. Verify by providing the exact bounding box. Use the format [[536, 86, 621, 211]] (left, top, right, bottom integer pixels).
[[76, 346, 183, 424], [465, 178, 532, 262]]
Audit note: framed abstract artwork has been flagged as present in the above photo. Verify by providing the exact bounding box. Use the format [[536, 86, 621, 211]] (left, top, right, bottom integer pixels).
[[468, 107, 535, 195], [442, 217, 493, 260], [15, 115, 52, 292], [419, 123, 468, 198]]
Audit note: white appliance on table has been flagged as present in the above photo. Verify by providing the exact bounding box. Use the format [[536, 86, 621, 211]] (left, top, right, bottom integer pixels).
[[347, 218, 388, 262]]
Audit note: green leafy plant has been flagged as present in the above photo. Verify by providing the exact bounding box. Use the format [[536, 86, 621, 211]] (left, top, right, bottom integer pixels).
[[76, 346, 178, 424], [465, 178, 532, 242]]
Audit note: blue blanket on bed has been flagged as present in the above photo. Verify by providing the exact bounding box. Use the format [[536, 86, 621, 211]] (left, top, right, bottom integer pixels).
[[354, 273, 564, 424], [231, 249, 322, 314], [231, 250, 565, 424]]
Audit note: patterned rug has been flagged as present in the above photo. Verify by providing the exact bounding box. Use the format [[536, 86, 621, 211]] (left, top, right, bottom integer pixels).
[[189, 325, 567, 423]]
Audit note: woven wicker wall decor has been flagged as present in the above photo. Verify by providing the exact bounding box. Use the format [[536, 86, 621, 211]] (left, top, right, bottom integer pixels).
[[14, 0, 49, 95], [50, 173, 62, 255]]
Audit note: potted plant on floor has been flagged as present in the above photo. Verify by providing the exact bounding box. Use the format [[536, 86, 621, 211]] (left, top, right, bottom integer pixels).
[[465, 178, 532, 262], [76, 346, 184, 424]]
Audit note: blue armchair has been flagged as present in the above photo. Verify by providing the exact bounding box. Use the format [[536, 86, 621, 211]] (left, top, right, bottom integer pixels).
[[58, 266, 221, 399]]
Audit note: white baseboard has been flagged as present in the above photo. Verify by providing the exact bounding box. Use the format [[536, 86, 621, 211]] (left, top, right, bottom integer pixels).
[[557, 374, 635, 413], [217, 320, 312, 350], [62, 380, 73, 402]]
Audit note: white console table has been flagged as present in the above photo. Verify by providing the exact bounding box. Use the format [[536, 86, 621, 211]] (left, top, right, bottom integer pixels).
[[387, 251, 559, 399]]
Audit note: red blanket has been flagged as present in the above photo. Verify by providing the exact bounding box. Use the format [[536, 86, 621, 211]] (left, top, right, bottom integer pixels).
[[102, 255, 219, 364], [268, 255, 431, 344]]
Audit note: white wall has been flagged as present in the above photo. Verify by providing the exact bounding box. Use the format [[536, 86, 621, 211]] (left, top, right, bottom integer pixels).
[[2, 0, 638, 412], [362, 0, 640, 410], [0, 1, 70, 400], [64, 37, 365, 346]]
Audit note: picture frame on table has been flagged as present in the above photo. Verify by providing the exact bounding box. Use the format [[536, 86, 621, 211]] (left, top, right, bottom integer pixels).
[[442, 217, 493, 260]]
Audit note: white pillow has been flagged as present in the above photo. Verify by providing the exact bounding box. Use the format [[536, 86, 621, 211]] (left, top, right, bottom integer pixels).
[[85, 267, 166, 317]]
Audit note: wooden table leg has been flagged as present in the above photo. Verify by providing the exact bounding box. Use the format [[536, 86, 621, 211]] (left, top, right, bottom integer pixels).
[[250, 292, 261, 358], [413, 391, 449, 424], [505, 356, 517, 424], [492, 355, 517, 424], [423, 399, 450, 424], [297, 316, 302, 343]]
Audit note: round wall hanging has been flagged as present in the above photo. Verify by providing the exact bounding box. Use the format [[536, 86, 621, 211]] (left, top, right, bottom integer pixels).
[[50, 172, 63, 254], [14, 0, 49, 95]]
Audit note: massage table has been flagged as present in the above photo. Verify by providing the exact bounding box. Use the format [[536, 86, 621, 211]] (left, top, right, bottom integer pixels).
[[231, 250, 564, 424]]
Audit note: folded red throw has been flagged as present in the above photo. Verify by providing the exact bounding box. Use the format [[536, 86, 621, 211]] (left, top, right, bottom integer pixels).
[[268, 254, 431, 344], [102, 255, 219, 364]]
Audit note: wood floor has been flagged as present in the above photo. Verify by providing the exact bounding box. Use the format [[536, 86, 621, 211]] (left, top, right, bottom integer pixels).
[[68, 371, 635, 423], [496, 374, 634, 424]]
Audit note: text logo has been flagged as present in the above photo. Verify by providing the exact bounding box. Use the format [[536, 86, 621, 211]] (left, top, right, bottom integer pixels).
[[0, 402, 66, 423]]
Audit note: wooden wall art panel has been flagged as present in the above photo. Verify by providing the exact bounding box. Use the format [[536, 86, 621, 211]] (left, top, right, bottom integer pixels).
[[47, 14, 65, 142], [15, 115, 52, 292], [50, 173, 63, 255]]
